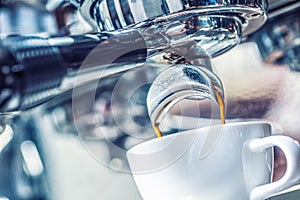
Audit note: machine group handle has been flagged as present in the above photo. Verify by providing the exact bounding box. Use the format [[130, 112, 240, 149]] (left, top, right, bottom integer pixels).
[[0, 31, 147, 113], [0, 35, 65, 112]]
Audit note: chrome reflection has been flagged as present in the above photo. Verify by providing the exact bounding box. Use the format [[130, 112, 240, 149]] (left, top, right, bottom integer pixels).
[[20, 141, 44, 177], [75, 0, 267, 58], [0, 125, 13, 153], [83, 0, 267, 36]]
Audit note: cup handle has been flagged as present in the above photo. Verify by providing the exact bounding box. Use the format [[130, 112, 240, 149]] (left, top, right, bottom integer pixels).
[[247, 135, 300, 200]]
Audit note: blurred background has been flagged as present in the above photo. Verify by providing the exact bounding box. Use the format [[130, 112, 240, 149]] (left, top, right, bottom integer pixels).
[[0, 0, 300, 199]]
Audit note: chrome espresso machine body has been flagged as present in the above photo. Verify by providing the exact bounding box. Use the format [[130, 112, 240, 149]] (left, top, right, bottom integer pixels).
[[0, 0, 299, 200]]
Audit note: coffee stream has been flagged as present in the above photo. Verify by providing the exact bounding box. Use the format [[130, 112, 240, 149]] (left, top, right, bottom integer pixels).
[[216, 87, 226, 125], [217, 94, 226, 125], [153, 92, 226, 138], [153, 124, 163, 138]]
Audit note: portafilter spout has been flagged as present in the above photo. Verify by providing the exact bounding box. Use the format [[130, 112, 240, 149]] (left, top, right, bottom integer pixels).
[[75, 0, 268, 57]]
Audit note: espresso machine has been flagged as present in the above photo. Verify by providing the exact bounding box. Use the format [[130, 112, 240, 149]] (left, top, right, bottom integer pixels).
[[0, 0, 299, 199]]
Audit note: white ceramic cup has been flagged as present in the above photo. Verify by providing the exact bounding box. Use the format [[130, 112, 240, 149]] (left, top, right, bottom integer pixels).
[[127, 122, 300, 200]]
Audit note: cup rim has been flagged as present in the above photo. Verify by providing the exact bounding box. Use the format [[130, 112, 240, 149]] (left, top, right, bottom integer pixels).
[[127, 121, 271, 155]]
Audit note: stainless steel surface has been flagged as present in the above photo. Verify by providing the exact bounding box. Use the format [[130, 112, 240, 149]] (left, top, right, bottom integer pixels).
[[0, 0, 299, 200], [142, 14, 243, 58], [0, 14, 242, 113], [80, 0, 267, 35], [77, 0, 267, 58], [0, 1, 267, 114]]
